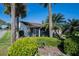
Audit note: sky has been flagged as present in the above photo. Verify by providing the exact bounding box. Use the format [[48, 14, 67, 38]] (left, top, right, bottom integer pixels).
[[0, 3, 79, 24]]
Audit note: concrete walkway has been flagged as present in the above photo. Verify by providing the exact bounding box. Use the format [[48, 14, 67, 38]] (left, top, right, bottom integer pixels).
[[0, 30, 7, 38], [38, 46, 66, 56]]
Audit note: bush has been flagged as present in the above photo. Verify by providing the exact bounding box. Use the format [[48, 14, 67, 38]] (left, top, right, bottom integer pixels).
[[8, 37, 38, 56], [19, 30, 25, 37], [36, 37, 61, 47], [8, 37, 60, 56], [64, 38, 79, 55]]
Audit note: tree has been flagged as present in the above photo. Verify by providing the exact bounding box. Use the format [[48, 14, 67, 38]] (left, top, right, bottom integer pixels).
[[41, 3, 53, 37], [43, 13, 65, 36], [63, 19, 79, 36], [4, 3, 26, 43], [4, 3, 26, 37], [62, 19, 79, 38], [52, 13, 65, 30], [11, 3, 16, 43]]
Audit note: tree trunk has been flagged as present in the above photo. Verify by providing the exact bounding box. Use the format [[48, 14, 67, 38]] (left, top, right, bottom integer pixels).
[[11, 3, 16, 44], [48, 3, 53, 37]]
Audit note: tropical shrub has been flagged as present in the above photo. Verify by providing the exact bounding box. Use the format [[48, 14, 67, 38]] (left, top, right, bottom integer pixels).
[[64, 38, 79, 55], [36, 37, 61, 47], [8, 37, 60, 56], [8, 37, 38, 56], [19, 30, 25, 37]]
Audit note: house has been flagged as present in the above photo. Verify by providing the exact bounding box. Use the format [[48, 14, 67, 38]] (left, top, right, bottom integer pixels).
[[19, 21, 42, 37], [19, 21, 62, 37]]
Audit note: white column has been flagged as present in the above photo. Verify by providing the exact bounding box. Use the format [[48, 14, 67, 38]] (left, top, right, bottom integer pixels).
[[33, 29, 36, 36], [38, 28, 40, 37]]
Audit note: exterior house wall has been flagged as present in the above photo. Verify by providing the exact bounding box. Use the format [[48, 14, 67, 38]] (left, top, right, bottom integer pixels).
[[32, 28, 39, 36], [19, 22, 30, 36], [19, 22, 41, 37]]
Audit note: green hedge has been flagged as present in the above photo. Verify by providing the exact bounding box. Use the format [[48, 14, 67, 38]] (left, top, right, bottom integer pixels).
[[8, 37, 38, 56], [8, 37, 60, 56], [36, 37, 61, 47], [64, 38, 79, 55]]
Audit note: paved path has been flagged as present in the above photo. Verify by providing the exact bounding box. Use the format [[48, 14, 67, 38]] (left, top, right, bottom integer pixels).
[[0, 30, 7, 38], [38, 46, 66, 56]]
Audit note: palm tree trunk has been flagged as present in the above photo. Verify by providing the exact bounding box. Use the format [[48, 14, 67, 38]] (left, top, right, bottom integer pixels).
[[48, 3, 53, 37], [11, 3, 16, 44]]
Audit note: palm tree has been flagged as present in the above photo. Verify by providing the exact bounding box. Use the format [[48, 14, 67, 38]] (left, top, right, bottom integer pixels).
[[52, 13, 65, 30], [43, 13, 65, 36], [4, 3, 26, 40], [4, 3, 26, 43], [41, 3, 53, 37], [11, 3, 16, 43], [48, 3, 53, 37], [63, 19, 79, 36]]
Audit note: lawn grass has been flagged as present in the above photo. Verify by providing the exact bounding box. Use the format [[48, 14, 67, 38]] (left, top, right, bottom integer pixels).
[[0, 31, 11, 56]]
